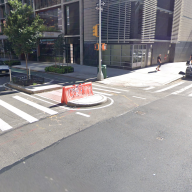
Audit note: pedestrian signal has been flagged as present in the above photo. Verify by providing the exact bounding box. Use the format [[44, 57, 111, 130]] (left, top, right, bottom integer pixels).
[[102, 43, 107, 51], [93, 24, 99, 37], [94, 43, 99, 51]]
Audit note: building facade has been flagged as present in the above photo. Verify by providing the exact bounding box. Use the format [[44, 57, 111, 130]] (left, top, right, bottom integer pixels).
[[0, 0, 191, 69]]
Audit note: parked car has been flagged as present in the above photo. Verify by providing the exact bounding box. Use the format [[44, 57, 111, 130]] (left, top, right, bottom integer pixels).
[[0, 60, 9, 76]]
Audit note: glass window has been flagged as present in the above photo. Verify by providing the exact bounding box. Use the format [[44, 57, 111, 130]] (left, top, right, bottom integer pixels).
[[122, 45, 132, 57], [35, 0, 61, 10], [38, 8, 62, 31]]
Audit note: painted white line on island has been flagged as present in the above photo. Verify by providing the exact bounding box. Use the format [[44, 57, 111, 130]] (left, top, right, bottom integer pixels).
[[76, 112, 90, 117]]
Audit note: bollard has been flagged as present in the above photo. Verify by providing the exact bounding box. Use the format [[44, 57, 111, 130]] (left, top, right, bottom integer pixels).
[[29, 68, 31, 79], [9, 69, 12, 82]]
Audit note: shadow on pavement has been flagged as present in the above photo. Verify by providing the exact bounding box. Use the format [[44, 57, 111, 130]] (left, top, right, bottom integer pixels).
[[148, 70, 157, 74]]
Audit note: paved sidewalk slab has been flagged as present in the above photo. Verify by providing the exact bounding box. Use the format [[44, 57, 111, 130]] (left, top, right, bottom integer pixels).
[[11, 60, 187, 87]]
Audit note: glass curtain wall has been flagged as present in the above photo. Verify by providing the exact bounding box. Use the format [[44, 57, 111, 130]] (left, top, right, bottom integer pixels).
[[38, 8, 62, 31], [35, 0, 61, 10], [24, 0, 34, 8], [102, 44, 146, 69]]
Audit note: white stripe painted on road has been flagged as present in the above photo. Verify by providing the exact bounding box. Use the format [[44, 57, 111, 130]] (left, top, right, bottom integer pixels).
[[93, 91, 113, 96], [0, 118, 12, 131], [76, 112, 90, 117], [172, 84, 192, 95], [13, 96, 58, 115], [20, 92, 56, 105], [155, 82, 184, 93], [0, 100, 38, 123], [143, 86, 155, 90], [93, 84, 129, 92], [132, 96, 146, 100], [93, 87, 121, 93]]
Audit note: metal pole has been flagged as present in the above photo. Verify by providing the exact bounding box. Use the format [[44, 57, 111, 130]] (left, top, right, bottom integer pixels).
[[97, 0, 104, 81], [29, 68, 31, 79], [9, 69, 11, 82]]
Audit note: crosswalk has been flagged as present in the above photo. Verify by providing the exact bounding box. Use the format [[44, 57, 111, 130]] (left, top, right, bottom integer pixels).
[[2, 81, 192, 133], [0, 84, 126, 132], [0, 93, 64, 132], [144, 81, 192, 97]]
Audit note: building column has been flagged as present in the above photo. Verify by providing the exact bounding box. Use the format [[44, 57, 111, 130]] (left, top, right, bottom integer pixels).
[[62, 0, 66, 63], [79, 0, 84, 65]]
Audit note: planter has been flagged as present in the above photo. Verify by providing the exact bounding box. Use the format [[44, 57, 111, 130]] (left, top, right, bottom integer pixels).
[[12, 75, 44, 86]]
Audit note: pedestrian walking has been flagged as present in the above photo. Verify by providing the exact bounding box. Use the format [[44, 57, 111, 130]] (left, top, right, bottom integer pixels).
[[190, 54, 192, 64], [156, 54, 162, 71]]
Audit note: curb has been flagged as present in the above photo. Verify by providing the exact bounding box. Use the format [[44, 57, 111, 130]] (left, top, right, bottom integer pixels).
[[12, 66, 88, 81], [67, 94, 107, 107], [6, 82, 63, 94]]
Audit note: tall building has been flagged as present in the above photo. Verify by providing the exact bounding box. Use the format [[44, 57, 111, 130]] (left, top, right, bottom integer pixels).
[[0, 0, 191, 69]]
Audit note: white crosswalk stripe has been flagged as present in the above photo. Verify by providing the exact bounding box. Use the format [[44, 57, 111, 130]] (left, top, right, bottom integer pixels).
[[172, 84, 192, 95], [93, 84, 129, 92], [93, 87, 121, 93], [0, 99, 38, 123], [0, 118, 12, 131], [155, 82, 184, 93], [93, 91, 113, 96], [13, 96, 58, 115]]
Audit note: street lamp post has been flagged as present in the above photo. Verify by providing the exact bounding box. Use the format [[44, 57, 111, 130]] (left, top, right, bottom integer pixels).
[[97, 0, 104, 81]]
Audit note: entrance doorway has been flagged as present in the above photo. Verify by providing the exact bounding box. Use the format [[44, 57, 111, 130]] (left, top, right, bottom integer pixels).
[[132, 45, 147, 68]]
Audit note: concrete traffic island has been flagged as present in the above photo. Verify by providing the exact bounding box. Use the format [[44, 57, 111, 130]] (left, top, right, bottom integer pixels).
[[67, 94, 107, 107]]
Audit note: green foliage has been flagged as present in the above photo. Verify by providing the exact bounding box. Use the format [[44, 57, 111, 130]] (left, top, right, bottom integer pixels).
[[38, 55, 63, 62], [4, 60, 21, 66], [53, 34, 66, 64], [45, 65, 74, 74], [39, 25, 61, 32], [4, 0, 43, 59], [4, 40, 13, 53]]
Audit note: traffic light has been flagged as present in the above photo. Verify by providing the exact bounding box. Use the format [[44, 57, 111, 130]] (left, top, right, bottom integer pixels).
[[93, 24, 99, 37], [94, 43, 99, 51]]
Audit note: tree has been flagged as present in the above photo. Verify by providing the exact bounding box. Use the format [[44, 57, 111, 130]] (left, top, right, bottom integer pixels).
[[52, 34, 66, 66], [4, 0, 43, 78], [4, 40, 14, 64]]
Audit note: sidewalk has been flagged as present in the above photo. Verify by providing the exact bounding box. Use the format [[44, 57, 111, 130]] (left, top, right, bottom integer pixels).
[[11, 60, 186, 87]]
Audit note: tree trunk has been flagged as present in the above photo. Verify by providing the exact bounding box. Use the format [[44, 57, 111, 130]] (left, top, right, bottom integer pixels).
[[24, 53, 29, 79]]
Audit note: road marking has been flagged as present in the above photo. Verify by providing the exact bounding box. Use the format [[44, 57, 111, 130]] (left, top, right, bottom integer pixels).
[[143, 86, 155, 90], [0, 99, 38, 123], [93, 84, 129, 92], [93, 87, 121, 93], [0, 118, 12, 131], [93, 91, 113, 96], [155, 82, 184, 93], [172, 84, 192, 95], [132, 96, 146, 100], [13, 96, 58, 115], [20, 92, 56, 105], [76, 112, 90, 117]]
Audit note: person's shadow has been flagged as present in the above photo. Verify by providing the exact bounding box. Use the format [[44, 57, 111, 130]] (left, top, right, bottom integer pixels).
[[148, 70, 157, 73]]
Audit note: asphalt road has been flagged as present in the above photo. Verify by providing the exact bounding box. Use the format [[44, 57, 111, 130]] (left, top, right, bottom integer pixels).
[[0, 94, 192, 192], [1, 71, 192, 191]]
